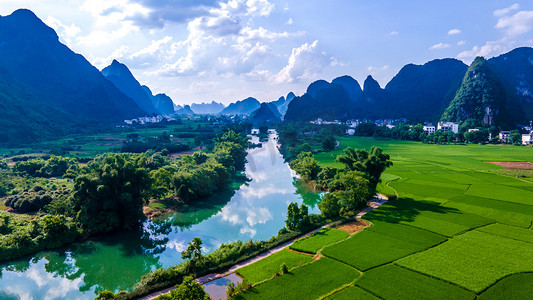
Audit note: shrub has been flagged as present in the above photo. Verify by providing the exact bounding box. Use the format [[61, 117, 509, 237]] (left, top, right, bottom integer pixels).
[[280, 263, 289, 274]]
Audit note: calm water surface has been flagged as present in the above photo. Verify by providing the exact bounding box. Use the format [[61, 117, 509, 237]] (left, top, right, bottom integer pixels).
[[0, 133, 321, 299]]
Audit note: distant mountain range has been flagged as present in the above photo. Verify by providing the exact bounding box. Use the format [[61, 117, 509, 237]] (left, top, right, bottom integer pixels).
[[284, 48, 533, 129], [220, 97, 261, 115], [190, 101, 226, 114]]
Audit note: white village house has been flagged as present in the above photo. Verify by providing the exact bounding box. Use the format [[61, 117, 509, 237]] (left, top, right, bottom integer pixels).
[[423, 124, 436, 134], [522, 132, 533, 145], [437, 122, 459, 134]]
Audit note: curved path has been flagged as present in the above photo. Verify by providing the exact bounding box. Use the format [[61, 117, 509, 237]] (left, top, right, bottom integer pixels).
[[140, 194, 388, 300]]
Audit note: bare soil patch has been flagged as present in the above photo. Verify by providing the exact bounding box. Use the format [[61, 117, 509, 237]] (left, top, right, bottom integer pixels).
[[334, 219, 370, 234], [485, 161, 533, 170]]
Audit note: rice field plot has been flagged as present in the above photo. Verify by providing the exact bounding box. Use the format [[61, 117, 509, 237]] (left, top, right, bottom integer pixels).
[[363, 198, 493, 237], [477, 273, 533, 300], [444, 194, 533, 228], [236, 249, 314, 285], [477, 223, 533, 244], [233, 258, 360, 300], [389, 179, 469, 200], [377, 172, 399, 196], [321, 230, 426, 271], [466, 184, 533, 206], [432, 171, 489, 185], [289, 228, 349, 254], [355, 264, 475, 300], [397, 230, 533, 293], [366, 220, 447, 248], [327, 285, 379, 300], [465, 170, 532, 187]]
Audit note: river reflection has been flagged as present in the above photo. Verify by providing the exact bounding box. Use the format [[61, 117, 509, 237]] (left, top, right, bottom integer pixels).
[[0, 132, 321, 299]]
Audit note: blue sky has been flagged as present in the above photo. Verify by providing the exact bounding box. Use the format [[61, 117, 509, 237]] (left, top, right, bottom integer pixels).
[[1, 1, 532, 105]]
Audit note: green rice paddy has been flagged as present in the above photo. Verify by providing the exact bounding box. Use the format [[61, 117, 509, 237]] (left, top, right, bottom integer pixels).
[[233, 137, 533, 299], [289, 228, 349, 254], [235, 249, 314, 284]]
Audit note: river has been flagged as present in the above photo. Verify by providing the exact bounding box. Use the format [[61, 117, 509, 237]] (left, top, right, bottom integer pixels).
[[0, 132, 321, 299]]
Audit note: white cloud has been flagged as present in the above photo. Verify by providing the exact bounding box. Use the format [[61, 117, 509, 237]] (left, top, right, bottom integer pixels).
[[495, 10, 533, 36], [155, 0, 299, 78], [44, 16, 81, 47], [286, 18, 293, 25], [457, 40, 466, 46], [430, 42, 451, 50], [275, 40, 333, 83], [458, 7, 533, 63], [367, 65, 389, 72], [389, 31, 399, 36], [448, 28, 461, 35], [494, 3, 520, 16], [77, 0, 147, 46], [457, 40, 506, 61]]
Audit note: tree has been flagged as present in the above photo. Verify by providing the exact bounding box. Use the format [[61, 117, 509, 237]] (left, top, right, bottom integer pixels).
[[322, 135, 336, 151], [181, 237, 204, 273], [335, 146, 392, 189], [510, 130, 522, 145], [285, 202, 309, 231], [327, 171, 372, 211], [72, 153, 152, 234], [163, 276, 210, 300], [290, 152, 321, 181], [318, 193, 341, 218], [464, 129, 489, 144]]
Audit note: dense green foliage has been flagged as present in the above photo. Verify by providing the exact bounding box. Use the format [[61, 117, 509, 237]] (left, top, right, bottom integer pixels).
[[236, 249, 313, 284], [13, 155, 77, 177], [442, 57, 509, 128], [285, 202, 310, 231], [277, 122, 345, 160], [318, 193, 341, 218], [155, 276, 210, 300], [335, 146, 392, 189], [290, 152, 321, 181], [72, 153, 152, 234], [5, 185, 70, 212], [0, 212, 81, 260]]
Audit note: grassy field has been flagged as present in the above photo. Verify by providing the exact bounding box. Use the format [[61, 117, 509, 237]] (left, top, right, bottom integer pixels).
[[232, 137, 533, 299], [289, 228, 349, 254], [321, 229, 428, 271], [354, 264, 475, 300], [235, 249, 314, 284], [397, 230, 533, 293], [477, 273, 533, 300], [233, 257, 360, 300], [327, 285, 379, 300]]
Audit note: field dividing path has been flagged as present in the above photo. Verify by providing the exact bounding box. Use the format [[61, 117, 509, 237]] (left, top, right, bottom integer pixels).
[[140, 194, 388, 300]]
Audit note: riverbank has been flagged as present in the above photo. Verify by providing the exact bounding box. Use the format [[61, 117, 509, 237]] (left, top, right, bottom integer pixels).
[[141, 194, 388, 300]]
